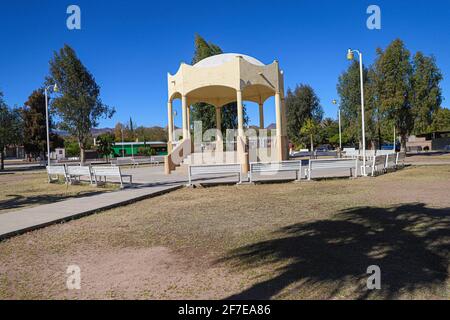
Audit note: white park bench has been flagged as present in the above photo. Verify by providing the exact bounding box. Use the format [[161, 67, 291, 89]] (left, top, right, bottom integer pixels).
[[396, 152, 406, 169], [131, 156, 163, 167], [188, 163, 242, 186], [343, 148, 358, 159], [376, 150, 395, 156], [385, 153, 397, 171], [91, 166, 133, 188], [115, 157, 134, 166], [66, 165, 94, 185], [306, 158, 358, 180], [364, 155, 387, 177], [46, 165, 69, 183], [364, 150, 376, 160], [249, 161, 302, 183]]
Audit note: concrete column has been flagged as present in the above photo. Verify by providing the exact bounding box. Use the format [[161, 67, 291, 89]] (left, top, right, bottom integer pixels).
[[182, 95, 188, 140], [236, 90, 248, 173], [275, 92, 283, 161], [281, 98, 287, 136], [215, 106, 223, 152], [186, 104, 191, 139], [259, 102, 264, 129], [167, 101, 174, 152], [237, 90, 244, 137], [281, 97, 288, 159]]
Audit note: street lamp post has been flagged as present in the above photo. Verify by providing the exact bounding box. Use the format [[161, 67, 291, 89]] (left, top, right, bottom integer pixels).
[[44, 84, 58, 167], [347, 49, 367, 176], [332, 99, 342, 153]]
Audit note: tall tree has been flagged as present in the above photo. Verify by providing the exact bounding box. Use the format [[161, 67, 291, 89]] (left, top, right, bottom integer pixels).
[[286, 84, 323, 146], [47, 44, 115, 163], [411, 52, 443, 134], [0, 91, 23, 170], [96, 132, 115, 161], [129, 117, 135, 141], [336, 61, 370, 148], [190, 34, 248, 133], [319, 118, 340, 147], [430, 107, 450, 132], [373, 39, 413, 150], [21, 89, 50, 159]]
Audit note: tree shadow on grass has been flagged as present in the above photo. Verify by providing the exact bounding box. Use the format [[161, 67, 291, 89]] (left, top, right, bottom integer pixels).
[[0, 190, 107, 212], [219, 203, 450, 299]]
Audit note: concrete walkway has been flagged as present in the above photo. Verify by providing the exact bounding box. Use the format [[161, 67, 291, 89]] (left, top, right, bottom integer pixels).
[[0, 182, 182, 240]]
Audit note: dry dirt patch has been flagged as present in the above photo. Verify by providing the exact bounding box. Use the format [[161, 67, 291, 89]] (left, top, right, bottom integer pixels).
[[0, 165, 449, 299]]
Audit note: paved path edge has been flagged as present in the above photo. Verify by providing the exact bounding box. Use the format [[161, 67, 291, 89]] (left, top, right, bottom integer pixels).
[[0, 185, 184, 241]]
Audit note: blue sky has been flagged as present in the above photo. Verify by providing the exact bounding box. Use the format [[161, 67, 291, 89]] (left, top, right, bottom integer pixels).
[[1, 0, 449, 129]]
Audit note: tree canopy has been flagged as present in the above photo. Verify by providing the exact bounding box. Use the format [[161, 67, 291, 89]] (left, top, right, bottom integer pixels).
[[0, 91, 23, 170], [286, 84, 323, 146], [21, 89, 52, 159], [47, 44, 115, 163], [337, 38, 444, 150]]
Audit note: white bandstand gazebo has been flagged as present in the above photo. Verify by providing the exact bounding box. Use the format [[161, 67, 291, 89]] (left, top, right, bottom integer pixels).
[[165, 53, 288, 174]]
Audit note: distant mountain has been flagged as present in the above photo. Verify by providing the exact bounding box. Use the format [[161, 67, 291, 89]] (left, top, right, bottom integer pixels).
[[266, 123, 276, 130], [91, 127, 114, 137], [54, 127, 114, 138]]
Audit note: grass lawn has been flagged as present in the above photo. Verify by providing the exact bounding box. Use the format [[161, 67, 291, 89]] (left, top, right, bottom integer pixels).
[[407, 152, 450, 163], [0, 171, 118, 213], [0, 165, 449, 299]]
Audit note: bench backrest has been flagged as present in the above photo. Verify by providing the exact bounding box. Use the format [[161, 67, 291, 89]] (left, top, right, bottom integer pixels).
[[115, 158, 134, 165], [250, 161, 302, 173], [374, 155, 387, 167], [189, 163, 241, 176], [67, 165, 91, 176], [47, 165, 66, 175], [310, 158, 357, 170], [386, 153, 396, 168], [376, 150, 395, 156], [92, 166, 122, 177], [344, 150, 358, 158], [397, 152, 406, 163]]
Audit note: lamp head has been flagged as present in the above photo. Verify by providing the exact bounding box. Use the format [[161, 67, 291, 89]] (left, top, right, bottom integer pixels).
[[53, 84, 59, 92], [332, 99, 337, 105], [347, 49, 354, 61]]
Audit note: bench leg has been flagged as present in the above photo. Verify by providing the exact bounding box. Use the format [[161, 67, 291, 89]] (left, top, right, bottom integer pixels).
[[295, 170, 302, 182], [237, 172, 242, 185]]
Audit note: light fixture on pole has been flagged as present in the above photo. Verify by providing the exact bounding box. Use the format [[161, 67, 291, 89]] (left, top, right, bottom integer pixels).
[[332, 99, 342, 152], [44, 83, 58, 167], [347, 48, 367, 176]]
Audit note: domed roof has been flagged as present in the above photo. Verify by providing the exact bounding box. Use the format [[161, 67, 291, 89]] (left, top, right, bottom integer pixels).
[[193, 53, 265, 68]]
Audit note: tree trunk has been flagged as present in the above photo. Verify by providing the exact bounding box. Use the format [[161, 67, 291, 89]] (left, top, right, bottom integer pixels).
[[400, 134, 407, 152], [377, 124, 382, 150], [80, 147, 85, 165]]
